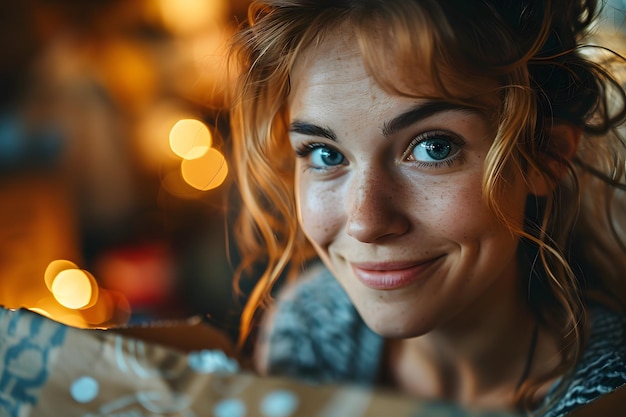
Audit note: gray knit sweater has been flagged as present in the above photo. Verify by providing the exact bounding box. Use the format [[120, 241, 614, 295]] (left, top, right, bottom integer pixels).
[[266, 267, 626, 416]]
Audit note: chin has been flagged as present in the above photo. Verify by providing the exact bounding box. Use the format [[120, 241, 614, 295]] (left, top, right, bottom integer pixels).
[[358, 310, 435, 339]]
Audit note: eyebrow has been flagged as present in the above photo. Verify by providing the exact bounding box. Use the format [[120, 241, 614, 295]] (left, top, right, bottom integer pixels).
[[381, 101, 480, 137], [289, 101, 480, 141], [289, 121, 337, 141]]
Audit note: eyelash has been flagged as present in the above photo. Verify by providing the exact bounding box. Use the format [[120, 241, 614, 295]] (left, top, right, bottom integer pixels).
[[294, 141, 342, 171], [294, 141, 325, 158], [294, 130, 465, 171]]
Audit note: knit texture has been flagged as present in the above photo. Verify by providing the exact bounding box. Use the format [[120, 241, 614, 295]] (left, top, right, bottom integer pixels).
[[539, 302, 626, 416], [266, 267, 626, 416], [266, 267, 383, 385]]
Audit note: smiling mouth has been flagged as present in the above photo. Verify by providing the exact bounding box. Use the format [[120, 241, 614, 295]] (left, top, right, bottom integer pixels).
[[350, 257, 443, 290]]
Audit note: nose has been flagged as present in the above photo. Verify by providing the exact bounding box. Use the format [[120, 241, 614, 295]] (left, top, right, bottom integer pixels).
[[345, 168, 410, 243]]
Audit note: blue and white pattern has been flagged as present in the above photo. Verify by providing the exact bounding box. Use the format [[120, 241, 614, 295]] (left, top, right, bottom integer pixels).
[[540, 304, 626, 416], [0, 308, 67, 417], [0, 307, 245, 417]]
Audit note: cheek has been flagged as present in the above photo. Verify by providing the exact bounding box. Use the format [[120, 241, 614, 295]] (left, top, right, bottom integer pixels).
[[421, 176, 509, 240], [296, 178, 344, 247]]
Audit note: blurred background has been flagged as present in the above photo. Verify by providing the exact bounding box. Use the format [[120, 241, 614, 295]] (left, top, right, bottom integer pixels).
[[0, 0, 252, 342], [0, 0, 624, 346]]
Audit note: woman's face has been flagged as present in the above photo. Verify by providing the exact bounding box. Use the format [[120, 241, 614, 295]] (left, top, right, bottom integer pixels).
[[288, 32, 531, 338]]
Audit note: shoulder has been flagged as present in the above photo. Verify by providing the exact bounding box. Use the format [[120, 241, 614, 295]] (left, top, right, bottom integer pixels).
[[542, 305, 626, 417], [257, 263, 383, 384]]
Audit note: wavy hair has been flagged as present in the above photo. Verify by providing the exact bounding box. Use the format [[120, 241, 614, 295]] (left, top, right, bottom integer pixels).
[[227, 0, 626, 411]]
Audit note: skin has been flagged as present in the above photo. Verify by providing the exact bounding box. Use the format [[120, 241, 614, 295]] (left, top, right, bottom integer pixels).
[[289, 32, 528, 340], [282, 30, 562, 407]]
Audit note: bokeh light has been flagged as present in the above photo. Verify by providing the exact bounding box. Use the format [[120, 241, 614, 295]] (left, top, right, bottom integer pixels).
[[157, 0, 227, 35], [80, 289, 116, 327], [37, 260, 132, 328], [134, 101, 194, 172], [180, 147, 229, 191], [51, 269, 99, 310], [97, 39, 158, 113], [31, 298, 89, 329], [169, 118, 212, 160], [44, 259, 78, 291], [160, 167, 205, 199]]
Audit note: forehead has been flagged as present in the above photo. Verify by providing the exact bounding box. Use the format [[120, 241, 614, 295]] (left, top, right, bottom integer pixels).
[[290, 31, 370, 99], [293, 29, 362, 74], [288, 30, 435, 113], [287, 28, 500, 113]]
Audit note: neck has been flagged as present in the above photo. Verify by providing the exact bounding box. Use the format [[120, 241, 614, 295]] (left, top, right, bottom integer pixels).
[[387, 274, 559, 409]]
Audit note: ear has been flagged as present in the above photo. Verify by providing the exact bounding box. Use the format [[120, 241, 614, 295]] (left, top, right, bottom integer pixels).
[[527, 124, 582, 196]]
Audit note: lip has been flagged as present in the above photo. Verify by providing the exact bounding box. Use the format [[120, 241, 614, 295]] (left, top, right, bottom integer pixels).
[[350, 257, 443, 290]]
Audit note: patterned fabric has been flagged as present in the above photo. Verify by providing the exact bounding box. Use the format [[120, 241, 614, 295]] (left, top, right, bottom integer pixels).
[[267, 267, 383, 385], [0, 307, 68, 416], [265, 267, 626, 416], [539, 303, 626, 416]]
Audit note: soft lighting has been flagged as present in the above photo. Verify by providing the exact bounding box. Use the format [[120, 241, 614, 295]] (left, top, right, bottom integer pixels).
[[134, 101, 195, 172], [157, 0, 227, 35], [95, 243, 175, 309], [169, 119, 212, 160], [32, 296, 89, 328], [160, 167, 205, 199], [28, 307, 53, 319], [44, 259, 78, 291], [98, 40, 158, 113], [80, 289, 116, 327], [180, 147, 228, 191], [51, 269, 99, 310]]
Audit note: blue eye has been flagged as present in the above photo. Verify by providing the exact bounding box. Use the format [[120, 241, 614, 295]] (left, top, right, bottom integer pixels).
[[415, 138, 452, 161], [408, 132, 462, 165], [311, 147, 344, 166], [300, 145, 345, 169]]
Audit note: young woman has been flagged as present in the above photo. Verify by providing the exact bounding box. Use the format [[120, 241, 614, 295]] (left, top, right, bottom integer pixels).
[[226, 0, 626, 415]]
